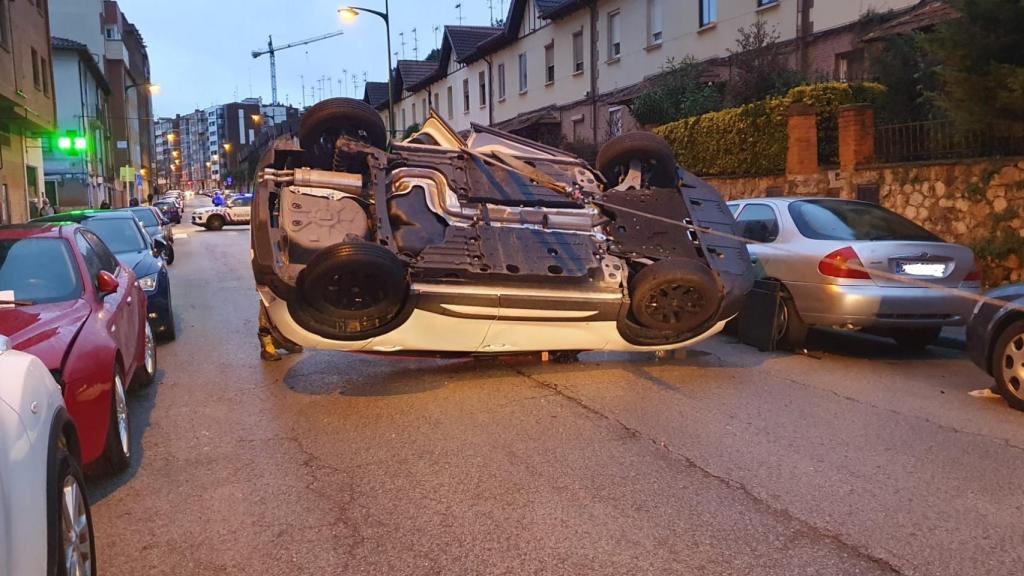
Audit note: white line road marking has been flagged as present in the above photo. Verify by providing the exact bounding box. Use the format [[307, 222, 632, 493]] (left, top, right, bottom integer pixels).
[[173, 233, 189, 239]]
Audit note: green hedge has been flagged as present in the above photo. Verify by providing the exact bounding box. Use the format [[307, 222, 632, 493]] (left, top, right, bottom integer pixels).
[[653, 82, 887, 177]]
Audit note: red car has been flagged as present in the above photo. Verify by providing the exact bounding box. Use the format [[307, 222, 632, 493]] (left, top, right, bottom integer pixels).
[[0, 223, 155, 474]]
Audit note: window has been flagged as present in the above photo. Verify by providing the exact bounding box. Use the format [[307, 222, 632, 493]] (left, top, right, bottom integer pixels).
[[41, 58, 49, 96], [446, 85, 454, 117], [699, 0, 716, 28], [104, 25, 118, 40], [0, 0, 9, 50], [757, 0, 778, 7], [412, 102, 417, 124], [518, 52, 528, 93], [462, 78, 470, 112], [433, 92, 439, 111], [572, 31, 584, 74], [421, 97, 427, 120], [478, 70, 486, 107], [497, 63, 506, 100], [607, 11, 621, 60], [608, 107, 623, 137], [788, 200, 940, 242], [31, 48, 41, 90], [544, 42, 555, 84], [401, 108, 406, 129], [0, 238, 83, 303], [80, 229, 119, 274], [735, 204, 780, 243], [647, 0, 663, 45]]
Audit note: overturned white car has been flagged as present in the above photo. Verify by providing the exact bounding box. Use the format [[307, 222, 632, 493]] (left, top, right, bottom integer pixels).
[[251, 98, 754, 355]]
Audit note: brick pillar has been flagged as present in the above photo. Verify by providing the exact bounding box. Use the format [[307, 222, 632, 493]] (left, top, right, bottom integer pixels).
[[786, 103, 818, 177], [838, 103, 875, 172]]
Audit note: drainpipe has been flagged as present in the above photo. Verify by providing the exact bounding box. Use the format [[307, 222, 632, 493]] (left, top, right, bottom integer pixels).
[[483, 55, 494, 127], [589, 3, 599, 145]]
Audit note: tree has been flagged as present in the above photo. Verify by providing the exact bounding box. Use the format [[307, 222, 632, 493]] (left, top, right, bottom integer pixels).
[[425, 47, 441, 62], [870, 34, 939, 123], [726, 18, 803, 106], [921, 0, 1024, 134], [630, 57, 723, 125]]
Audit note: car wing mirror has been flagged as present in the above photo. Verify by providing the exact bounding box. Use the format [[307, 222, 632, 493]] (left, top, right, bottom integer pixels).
[[97, 270, 119, 295], [152, 237, 167, 256]]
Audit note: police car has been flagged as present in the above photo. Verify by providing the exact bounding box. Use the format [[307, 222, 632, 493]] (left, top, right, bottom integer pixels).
[[191, 194, 252, 230]]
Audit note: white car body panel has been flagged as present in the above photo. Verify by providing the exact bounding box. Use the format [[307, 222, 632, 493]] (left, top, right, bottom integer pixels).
[[0, 342, 65, 576]]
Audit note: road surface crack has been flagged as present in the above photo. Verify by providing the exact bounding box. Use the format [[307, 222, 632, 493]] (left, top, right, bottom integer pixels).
[[512, 367, 907, 576]]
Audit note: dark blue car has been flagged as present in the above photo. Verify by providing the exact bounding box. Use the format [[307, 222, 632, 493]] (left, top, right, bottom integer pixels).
[[967, 284, 1024, 411], [34, 210, 176, 339]]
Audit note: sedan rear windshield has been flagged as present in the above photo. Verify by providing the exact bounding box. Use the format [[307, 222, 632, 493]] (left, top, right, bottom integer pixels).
[[0, 238, 83, 303], [84, 218, 148, 253], [788, 200, 940, 242], [131, 208, 159, 227]]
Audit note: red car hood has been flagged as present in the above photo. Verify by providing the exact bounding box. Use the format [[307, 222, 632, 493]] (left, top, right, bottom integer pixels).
[[0, 299, 91, 370]]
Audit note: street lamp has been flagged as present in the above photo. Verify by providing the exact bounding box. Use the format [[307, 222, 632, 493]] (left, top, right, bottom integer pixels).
[[339, 3, 395, 138], [123, 82, 159, 205]]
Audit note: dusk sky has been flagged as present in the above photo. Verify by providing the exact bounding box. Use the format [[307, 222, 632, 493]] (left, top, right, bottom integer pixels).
[[117, 0, 500, 117]]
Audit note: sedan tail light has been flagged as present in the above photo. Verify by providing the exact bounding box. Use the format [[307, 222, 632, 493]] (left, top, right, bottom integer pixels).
[[818, 246, 872, 279], [964, 264, 982, 283]]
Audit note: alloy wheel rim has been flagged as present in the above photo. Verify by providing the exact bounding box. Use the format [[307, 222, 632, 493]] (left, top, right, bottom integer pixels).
[[1001, 333, 1024, 399], [62, 475, 93, 576], [775, 301, 789, 341], [144, 323, 156, 376], [114, 373, 130, 457], [644, 284, 705, 326]]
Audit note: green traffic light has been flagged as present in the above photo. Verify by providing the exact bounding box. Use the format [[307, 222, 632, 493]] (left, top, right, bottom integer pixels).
[[74, 137, 87, 151], [57, 136, 72, 150]]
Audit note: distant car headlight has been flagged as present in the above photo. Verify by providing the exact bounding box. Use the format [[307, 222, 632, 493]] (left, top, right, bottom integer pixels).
[[137, 273, 159, 291]]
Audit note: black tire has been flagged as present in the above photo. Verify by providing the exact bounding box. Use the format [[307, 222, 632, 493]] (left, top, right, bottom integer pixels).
[[295, 242, 408, 336], [629, 260, 721, 333], [890, 327, 942, 351], [992, 319, 1024, 411], [777, 289, 809, 350], [596, 132, 678, 188], [205, 215, 225, 231], [100, 366, 131, 475], [133, 322, 157, 390], [299, 97, 388, 169], [48, 442, 96, 576], [163, 242, 175, 265]]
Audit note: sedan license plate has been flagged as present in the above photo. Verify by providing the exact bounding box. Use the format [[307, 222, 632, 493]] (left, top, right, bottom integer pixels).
[[898, 261, 947, 277]]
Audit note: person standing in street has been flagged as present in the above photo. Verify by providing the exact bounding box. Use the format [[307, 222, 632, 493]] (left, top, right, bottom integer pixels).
[[40, 198, 54, 216], [129, 197, 140, 207], [212, 191, 225, 207]]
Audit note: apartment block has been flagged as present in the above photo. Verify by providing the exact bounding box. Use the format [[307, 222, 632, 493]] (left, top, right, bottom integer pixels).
[[0, 0, 56, 223], [369, 0, 924, 148]]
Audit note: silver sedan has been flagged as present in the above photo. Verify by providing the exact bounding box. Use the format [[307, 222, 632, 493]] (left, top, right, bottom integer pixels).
[[728, 198, 981, 350]]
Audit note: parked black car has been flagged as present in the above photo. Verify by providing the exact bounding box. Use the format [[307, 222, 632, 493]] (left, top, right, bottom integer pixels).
[[123, 206, 175, 265], [967, 283, 1024, 411], [154, 200, 182, 224]]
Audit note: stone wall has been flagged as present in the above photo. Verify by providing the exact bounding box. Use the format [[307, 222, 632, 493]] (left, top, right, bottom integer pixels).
[[705, 156, 1024, 285]]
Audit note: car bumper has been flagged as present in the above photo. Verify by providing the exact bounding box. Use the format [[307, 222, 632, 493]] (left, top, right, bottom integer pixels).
[[145, 284, 173, 333], [786, 281, 978, 328]]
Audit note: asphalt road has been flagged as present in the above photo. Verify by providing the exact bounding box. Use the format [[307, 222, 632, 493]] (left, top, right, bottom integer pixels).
[[89, 198, 1024, 576]]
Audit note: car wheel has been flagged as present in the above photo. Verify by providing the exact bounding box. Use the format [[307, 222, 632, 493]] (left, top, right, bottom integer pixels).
[[299, 97, 388, 169], [629, 260, 721, 333], [777, 289, 809, 350], [133, 322, 157, 390], [294, 242, 408, 338], [163, 242, 175, 265], [206, 216, 225, 231], [993, 319, 1024, 411], [596, 132, 678, 188], [890, 327, 942, 351], [101, 368, 131, 474], [48, 441, 96, 576]]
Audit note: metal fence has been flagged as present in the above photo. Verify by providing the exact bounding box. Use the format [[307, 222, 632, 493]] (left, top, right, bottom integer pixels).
[[875, 119, 1024, 163]]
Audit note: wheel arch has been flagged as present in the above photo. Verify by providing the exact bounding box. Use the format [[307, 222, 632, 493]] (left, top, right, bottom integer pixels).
[[989, 310, 1024, 375]]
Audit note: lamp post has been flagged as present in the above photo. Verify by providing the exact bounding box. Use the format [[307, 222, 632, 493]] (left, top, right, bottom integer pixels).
[[339, 3, 395, 138]]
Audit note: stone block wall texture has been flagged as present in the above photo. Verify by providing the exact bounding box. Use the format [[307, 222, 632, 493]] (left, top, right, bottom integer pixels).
[[705, 157, 1024, 285]]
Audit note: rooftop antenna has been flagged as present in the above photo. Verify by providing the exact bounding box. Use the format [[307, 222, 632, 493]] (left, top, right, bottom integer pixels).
[[455, 3, 464, 25], [338, 78, 344, 98], [342, 69, 348, 96], [412, 27, 418, 60], [300, 75, 306, 107], [399, 31, 406, 59], [327, 76, 333, 97], [487, 0, 494, 24], [433, 25, 441, 49], [352, 75, 358, 98]]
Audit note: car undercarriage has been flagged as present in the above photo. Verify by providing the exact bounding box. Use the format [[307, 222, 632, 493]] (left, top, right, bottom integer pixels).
[[251, 98, 753, 354]]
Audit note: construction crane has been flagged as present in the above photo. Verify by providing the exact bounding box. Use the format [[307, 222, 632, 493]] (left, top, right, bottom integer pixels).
[[251, 30, 345, 104]]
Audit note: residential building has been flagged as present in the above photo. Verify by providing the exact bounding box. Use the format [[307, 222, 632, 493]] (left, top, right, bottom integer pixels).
[[154, 116, 180, 188], [102, 0, 155, 206], [0, 0, 56, 223], [205, 99, 262, 188], [368, 0, 923, 148], [178, 109, 210, 190], [43, 37, 113, 210]]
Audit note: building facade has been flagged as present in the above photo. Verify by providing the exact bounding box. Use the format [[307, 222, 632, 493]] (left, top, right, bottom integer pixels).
[[371, 0, 923, 147], [43, 37, 113, 210], [0, 0, 56, 223], [102, 0, 155, 206], [153, 115, 179, 189]]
